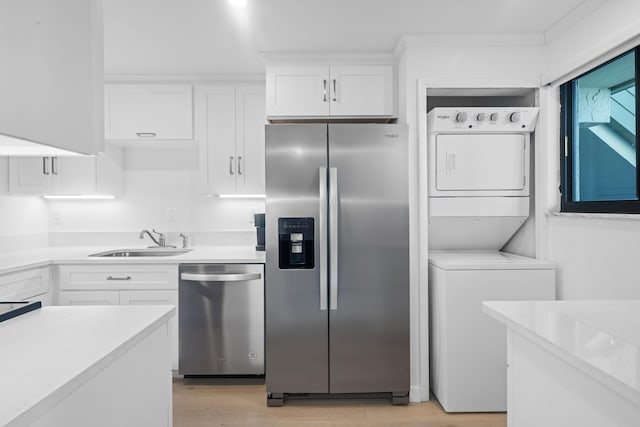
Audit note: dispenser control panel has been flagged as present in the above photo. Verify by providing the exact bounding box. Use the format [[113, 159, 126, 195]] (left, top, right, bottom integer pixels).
[[278, 217, 314, 269]]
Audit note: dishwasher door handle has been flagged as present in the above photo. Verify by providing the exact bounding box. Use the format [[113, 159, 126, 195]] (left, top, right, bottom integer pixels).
[[180, 272, 262, 282]]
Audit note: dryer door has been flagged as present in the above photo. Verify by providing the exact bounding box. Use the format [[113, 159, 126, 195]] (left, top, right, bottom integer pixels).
[[434, 133, 528, 196]]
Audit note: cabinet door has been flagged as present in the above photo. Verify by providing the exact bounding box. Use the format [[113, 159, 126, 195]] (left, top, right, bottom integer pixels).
[[0, 0, 104, 155], [197, 85, 237, 194], [8, 157, 52, 194], [9, 156, 94, 196], [235, 85, 266, 195], [120, 290, 179, 370], [59, 290, 120, 305], [52, 145, 123, 196], [51, 156, 97, 195], [266, 66, 330, 117], [329, 65, 394, 117], [119, 290, 177, 306], [105, 84, 193, 140], [0, 267, 50, 302]]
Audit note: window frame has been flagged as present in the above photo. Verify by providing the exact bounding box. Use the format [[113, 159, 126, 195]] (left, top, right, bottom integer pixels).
[[560, 47, 640, 214]]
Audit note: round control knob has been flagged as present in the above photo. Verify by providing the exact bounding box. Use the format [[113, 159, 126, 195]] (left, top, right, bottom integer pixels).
[[509, 112, 522, 123], [476, 113, 486, 121], [490, 113, 500, 121], [455, 112, 468, 123]]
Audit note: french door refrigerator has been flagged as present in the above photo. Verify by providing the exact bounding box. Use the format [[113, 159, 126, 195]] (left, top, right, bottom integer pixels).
[[265, 123, 409, 406]]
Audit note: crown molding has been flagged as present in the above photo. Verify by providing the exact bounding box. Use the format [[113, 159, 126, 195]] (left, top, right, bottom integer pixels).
[[544, 0, 608, 43]]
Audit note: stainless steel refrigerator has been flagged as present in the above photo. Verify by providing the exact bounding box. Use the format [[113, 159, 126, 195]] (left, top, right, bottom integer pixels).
[[265, 123, 410, 406]]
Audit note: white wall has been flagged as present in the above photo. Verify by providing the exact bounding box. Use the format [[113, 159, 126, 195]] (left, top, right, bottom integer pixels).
[[47, 147, 264, 247], [542, 1, 640, 299], [0, 158, 50, 252]]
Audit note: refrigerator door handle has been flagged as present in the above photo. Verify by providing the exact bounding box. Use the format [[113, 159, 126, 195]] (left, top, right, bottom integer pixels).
[[319, 167, 328, 311], [329, 167, 338, 311]]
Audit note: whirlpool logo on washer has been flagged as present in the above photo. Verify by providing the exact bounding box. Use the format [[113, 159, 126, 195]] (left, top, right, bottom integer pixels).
[[437, 114, 451, 119]]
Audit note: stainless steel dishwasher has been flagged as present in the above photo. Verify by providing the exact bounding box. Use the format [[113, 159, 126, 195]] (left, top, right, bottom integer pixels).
[[178, 263, 264, 376]]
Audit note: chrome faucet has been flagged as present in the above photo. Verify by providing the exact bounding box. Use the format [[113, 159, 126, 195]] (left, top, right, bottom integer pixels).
[[139, 229, 166, 247]]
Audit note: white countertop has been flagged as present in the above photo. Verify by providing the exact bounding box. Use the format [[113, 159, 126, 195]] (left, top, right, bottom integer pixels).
[[483, 300, 640, 406], [0, 245, 265, 275], [0, 305, 175, 427]]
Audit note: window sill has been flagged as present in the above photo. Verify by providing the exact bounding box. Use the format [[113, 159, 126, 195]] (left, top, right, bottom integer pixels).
[[547, 211, 640, 220]]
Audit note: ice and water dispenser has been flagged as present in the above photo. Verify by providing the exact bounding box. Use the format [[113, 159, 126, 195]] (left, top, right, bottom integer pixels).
[[278, 217, 314, 269]]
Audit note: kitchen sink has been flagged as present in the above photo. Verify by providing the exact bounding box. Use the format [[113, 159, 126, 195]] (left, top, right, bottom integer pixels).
[[89, 248, 193, 257]]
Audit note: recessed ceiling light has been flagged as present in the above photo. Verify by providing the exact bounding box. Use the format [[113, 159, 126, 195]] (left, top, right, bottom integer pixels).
[[229, 0, 247, 8]]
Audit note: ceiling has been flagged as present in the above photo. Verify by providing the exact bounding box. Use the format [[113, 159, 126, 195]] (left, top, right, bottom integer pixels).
[[103, 0, 601, 76]]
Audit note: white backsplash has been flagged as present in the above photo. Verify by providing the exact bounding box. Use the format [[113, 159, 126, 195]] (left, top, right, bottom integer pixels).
[[49, 230, 256, 248], [0, 194, 50, 253], [1, 149, 265, 250]]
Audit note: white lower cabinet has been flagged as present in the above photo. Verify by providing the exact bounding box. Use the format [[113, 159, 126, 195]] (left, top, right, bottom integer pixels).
[[58, 290, 120, 306], [57, 264, 179, 369], [0, 266, 51, 305]]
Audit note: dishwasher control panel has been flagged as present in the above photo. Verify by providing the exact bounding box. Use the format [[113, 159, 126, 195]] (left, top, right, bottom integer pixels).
[[278, 217, 314, 269]]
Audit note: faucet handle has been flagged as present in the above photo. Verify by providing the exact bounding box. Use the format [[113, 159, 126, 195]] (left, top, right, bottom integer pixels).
[[152, 229, 166, 246]]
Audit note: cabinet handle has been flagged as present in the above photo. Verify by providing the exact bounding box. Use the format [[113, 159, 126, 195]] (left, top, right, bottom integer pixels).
[[237, 156, 243, 175], [229, 156, 234, 175], [107, 275, 131, 281], [332, 78, 337, 102], [323, 79, 327, 102], [42, 157, 50, 175], [136, 132, 157, 138], [51, 157, 58, 175]]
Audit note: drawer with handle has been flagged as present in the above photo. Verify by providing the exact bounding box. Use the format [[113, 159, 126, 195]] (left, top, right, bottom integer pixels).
[[58, 264, 178, 290]]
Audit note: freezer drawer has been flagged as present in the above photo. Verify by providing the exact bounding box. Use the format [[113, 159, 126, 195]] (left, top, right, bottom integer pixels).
[[178, 263, 264, 375]]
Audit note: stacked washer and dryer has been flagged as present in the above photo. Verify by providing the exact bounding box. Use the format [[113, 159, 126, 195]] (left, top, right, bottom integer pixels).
[[426, 107, 556, 412]]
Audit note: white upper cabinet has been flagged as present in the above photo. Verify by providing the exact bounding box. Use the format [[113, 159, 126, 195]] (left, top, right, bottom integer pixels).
[[8, 144, 123, 196], [266, 65, 394, 119], [104, 84, 193, 140], [235, 86, 267, 195], [327, 66, 394, 117], [0, 0, 104, 155], [8, 157, 52, 194], [266, 66, 330, 117], [197, 84, 266, 195]]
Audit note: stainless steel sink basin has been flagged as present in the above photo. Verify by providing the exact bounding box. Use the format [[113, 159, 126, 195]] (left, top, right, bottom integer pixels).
[[89, 248, 193, 257]]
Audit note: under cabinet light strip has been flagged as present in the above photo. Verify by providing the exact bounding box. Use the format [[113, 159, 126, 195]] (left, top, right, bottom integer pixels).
[[210, 194, 266, 199], [42, 195, 116, 200]]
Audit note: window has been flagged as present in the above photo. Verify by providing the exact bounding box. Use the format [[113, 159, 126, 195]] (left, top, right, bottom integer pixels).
[[560, 49, 640, 213]]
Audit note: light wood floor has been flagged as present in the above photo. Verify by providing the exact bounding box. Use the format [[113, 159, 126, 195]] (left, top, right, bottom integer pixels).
[[173, 378, 506, 427]]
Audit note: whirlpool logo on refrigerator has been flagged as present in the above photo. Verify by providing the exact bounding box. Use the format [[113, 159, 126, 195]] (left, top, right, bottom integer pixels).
[[385, 134, 400, 138]]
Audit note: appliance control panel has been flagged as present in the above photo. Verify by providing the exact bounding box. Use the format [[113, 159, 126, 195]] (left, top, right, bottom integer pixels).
[[278, 217, 314, 269], [427, 107, 539, 133]]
